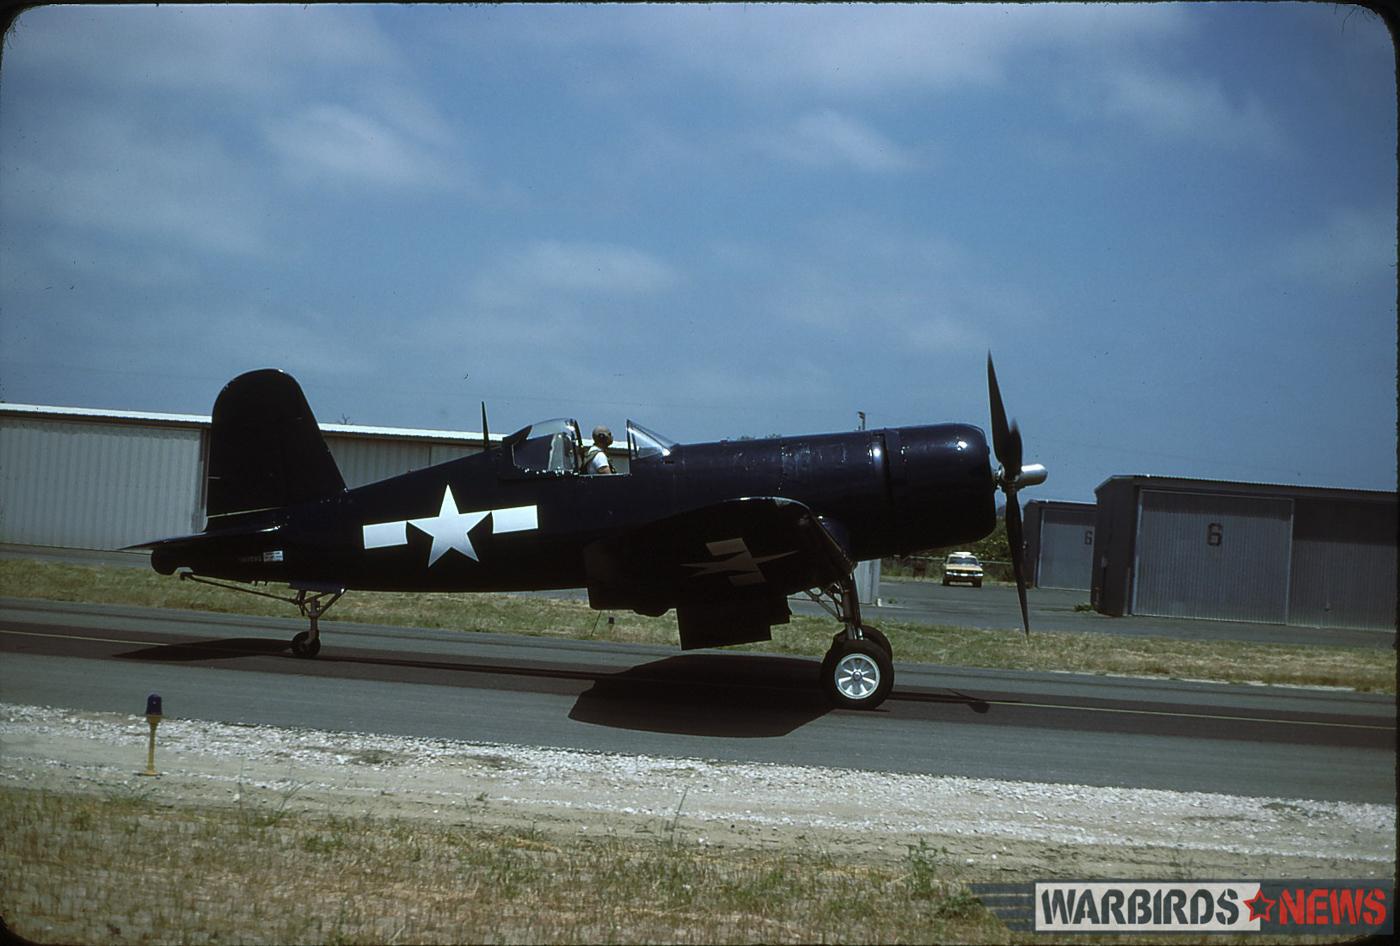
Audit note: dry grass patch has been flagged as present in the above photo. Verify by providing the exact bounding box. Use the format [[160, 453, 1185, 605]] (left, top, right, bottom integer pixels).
[[1, 559, 1392, 693], [0, 786, 1007, 945]]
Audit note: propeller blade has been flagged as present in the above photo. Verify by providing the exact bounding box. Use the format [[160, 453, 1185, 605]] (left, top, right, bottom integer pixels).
[[1005, 489, 1030, 638], [989, 352, 1031, 637], [986, 354, 1022, 479]]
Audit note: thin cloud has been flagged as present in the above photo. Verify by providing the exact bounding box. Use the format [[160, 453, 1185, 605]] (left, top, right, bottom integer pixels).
[[766, 224, 1037, 357], [6, 5, 398, 99], [1091, 67, 1291, 155], [456, 240, 681, 368], [475, 240, 679, 302], [1275, 206, 1397, 290], [264, 103, 463, 192], [758, 110, 919, 173], [607, 4, 1189, 98], [3, 111, 269, 257]]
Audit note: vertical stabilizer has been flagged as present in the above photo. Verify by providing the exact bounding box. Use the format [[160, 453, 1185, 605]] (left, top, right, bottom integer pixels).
[[206, 369, 345, 521]]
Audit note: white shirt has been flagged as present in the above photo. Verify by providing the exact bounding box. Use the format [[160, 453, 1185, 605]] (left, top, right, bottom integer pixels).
[[584, 446, 612, 474]]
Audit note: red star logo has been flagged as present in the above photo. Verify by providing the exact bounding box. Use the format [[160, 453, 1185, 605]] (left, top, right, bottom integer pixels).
[[1245, 888, 1275, 922]]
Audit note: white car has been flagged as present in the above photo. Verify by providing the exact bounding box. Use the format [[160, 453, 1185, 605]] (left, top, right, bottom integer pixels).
[[942, 551, 983, 587]]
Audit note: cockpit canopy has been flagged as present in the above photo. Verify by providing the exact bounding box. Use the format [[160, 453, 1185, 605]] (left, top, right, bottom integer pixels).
[[505, 418, 678, 475], [626, 420, 675, 463], [507, 418, 582, 475]]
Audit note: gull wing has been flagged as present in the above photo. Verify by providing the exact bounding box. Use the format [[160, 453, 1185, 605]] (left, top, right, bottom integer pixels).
[[583, 496, 853, 648]]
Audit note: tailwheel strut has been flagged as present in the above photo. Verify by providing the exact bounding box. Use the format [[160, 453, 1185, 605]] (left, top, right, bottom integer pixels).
[[805, 576, 893, 710], [290, 587, 343, 658], [174, 573, 345, 658]]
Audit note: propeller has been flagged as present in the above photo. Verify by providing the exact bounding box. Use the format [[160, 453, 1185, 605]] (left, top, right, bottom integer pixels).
[[987, 354, 1046, 638]]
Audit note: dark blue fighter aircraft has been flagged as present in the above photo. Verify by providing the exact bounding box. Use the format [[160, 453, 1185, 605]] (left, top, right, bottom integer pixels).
[[135, 357, 1045, 710]]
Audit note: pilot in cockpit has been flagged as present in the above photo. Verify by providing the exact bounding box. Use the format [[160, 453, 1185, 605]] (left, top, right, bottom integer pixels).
[[583, 426, 615, 474]]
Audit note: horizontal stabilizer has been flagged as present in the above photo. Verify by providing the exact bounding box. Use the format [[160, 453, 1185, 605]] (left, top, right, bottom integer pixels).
[[127, 522, 282, 575]]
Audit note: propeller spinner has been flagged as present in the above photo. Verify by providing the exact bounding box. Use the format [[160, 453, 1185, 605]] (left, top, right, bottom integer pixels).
[[987, 354, 1047, 638]]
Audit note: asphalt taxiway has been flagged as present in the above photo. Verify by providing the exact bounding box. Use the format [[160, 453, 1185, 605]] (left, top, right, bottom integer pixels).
[[1, 598, 1392, 805]]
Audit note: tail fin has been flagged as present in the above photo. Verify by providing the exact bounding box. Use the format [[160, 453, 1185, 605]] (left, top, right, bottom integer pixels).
[[206, 369, 345, 521]]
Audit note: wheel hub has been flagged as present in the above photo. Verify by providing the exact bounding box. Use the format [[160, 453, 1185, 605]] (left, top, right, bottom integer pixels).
[[834, 652, 880, 700]]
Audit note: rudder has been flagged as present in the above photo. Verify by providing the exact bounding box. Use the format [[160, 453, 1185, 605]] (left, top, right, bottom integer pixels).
[[206, 369, 345, 520]]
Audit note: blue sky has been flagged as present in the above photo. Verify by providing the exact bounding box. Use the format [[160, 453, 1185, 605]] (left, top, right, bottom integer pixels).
[[1, 3, 1394, 503]]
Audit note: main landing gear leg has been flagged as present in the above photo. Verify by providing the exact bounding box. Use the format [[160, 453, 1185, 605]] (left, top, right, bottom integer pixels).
[[807, 577, 893, 710], [290, 588, 343, 658]]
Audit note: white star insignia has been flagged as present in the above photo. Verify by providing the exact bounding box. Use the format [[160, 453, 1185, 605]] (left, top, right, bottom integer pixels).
[[409, 486, 490, 565], [362, 495, 539, 567]]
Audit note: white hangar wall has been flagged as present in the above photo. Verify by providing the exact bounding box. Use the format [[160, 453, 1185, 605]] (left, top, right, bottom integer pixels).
[[322, 433, 480, 492], [0, 411, 205, 549], [0, 405, 513, 550]]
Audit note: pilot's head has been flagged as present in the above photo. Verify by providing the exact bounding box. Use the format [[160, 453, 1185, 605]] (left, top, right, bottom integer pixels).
[[592, 426, 613, 447]]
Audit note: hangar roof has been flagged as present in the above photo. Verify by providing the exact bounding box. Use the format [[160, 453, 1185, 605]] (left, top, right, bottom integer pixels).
[[1094, 473, 1395, 504], [1024, 499, 1096, 511], [0, 401, 501, 445]]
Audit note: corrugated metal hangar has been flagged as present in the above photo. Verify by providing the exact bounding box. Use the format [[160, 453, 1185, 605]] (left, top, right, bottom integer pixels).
[[1022, 500, 1097, 591], [1091, 475, 1396, 632]]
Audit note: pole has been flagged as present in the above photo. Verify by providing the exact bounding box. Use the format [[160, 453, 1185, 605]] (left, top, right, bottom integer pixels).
[[140, 693, 162, 777]]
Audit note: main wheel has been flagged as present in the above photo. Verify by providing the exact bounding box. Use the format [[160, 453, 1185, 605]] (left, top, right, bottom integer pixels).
[[290, 631, 321, 658], [820, 639, 893, 710]]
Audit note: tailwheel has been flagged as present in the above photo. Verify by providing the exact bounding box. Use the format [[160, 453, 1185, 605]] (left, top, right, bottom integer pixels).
[[290, 631, 321, 658], [820, 637, 893, 710]]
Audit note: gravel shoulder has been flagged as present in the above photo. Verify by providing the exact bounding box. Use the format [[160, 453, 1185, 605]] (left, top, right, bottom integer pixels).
[[3, 702, 1392, 882]]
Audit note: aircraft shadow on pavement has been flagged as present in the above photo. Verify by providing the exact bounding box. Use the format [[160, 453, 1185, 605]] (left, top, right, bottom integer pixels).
[[115, 637, 290, 661], [109, 636, 824, 734], [568, 653, 834, 738]]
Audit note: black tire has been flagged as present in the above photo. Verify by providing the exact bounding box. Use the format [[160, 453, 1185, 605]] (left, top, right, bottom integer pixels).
[[941, 577, 950, 586], [290, 631, 321, 658], [857, 625, 892, 658], [829, 626, 892, 658], [819, 639, 893, 710], [973, 579, 982, 588]]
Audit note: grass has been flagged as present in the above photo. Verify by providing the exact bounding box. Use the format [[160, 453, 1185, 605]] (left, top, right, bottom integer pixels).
[[1, 559, 1392, 692], [0, 786, 1009, 945], [1, 786, 1355, 945], [2, 559, 1394, 693]]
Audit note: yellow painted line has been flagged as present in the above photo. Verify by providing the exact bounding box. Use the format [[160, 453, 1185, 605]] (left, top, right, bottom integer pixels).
[[1, 626, 162, 647], [4, 626, 1394, 732], [970, 697, 1396, 732]]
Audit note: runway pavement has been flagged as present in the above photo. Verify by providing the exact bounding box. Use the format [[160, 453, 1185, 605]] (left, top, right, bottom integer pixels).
[[1, 598, 1392, 805]]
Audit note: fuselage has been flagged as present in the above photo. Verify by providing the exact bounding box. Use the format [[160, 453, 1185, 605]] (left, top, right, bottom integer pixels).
[[150, 423, 997, 596]]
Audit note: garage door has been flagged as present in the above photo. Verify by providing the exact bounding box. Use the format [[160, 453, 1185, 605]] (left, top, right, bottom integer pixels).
[[1132, 491, 1294, 623]]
